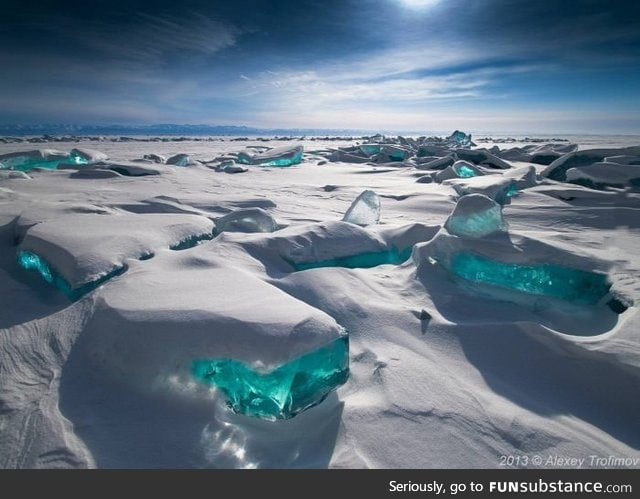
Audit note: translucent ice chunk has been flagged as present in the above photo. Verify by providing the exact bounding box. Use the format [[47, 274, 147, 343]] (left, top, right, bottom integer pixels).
[[215, 207, 278, 234], [444, 194, 507, 238], [69, 148, 107, 164], [447, 130, 472, 147], [17, 250, 124, 301], [343, 190, 381, 226], [192, 335, 349, 420], [381, 145, 410, 162], [237, 145, 303, 167], [359, 144, 382, 156], [455, 163, 478, 178], [166, 153, 191, 166], [434, 161, 483, 182], [450, 252, 612, 305], [0, 149, 72, 172]]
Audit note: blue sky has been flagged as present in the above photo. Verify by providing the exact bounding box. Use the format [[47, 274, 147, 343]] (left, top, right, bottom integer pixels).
[[1, 0, 639, 133]]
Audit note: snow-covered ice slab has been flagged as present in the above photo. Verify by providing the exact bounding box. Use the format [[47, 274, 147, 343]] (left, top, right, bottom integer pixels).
[[82, 255, 349, 419], [166, 153, 192, 166], [415, 216, 624, 320], [237, 145, 304, 167], [212, 220, 420, 272], [455, 149, 512, 169], [566, 163, 640, 190], [101, 162, 163, 176], [541, 146, 640, 181], [445, 175, 517, 204], [414, 154, 455, 170], [501, 165, 537, 190], [17, 213, 215, 296]]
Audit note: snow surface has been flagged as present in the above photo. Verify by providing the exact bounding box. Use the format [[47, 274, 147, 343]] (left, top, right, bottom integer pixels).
[[0, 135, 639, 469]]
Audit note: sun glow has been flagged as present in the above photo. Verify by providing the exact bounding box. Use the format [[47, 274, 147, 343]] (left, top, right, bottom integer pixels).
[[397, 0, 440, 9]]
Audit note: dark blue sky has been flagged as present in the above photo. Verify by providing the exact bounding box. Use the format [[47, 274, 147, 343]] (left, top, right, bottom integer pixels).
[[2, 0, 639, 133]]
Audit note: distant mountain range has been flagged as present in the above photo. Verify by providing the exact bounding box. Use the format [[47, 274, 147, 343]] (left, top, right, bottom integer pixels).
[[0, 123, 379, 136]]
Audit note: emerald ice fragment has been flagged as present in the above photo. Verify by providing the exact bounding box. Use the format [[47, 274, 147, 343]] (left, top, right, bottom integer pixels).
[[450, 252, 612, 305], [455, 164, 477, 178], [192, 336, 349, 420]]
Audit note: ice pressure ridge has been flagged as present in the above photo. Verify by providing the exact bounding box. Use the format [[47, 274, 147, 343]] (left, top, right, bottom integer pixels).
[[192, 336, 349, 420]]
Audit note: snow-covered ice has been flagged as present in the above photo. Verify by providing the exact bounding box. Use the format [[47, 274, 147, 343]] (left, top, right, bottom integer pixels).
[[0, 133, 639, 469]]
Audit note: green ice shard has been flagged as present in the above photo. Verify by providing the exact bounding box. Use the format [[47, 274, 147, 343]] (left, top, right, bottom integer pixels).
[[450, 252, 612, 305], [192, 336, 349, 420], [454, 164, 477, 178]]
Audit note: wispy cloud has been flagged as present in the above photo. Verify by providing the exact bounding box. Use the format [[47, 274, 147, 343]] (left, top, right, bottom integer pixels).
[[233, 40, 552, 114], [37, 11, 243, 66]]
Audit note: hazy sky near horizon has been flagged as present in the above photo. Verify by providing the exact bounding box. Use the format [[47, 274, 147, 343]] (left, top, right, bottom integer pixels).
[[2, 0, 639, 133]]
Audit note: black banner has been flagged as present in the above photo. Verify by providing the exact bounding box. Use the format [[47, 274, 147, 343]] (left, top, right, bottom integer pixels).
[[1, 469, 638, 498]]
